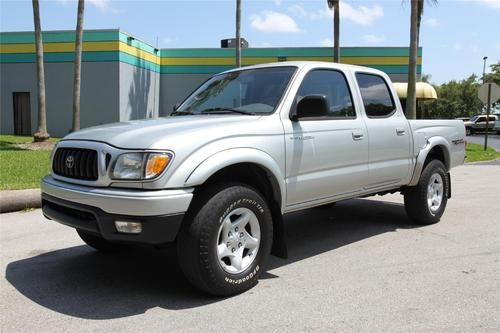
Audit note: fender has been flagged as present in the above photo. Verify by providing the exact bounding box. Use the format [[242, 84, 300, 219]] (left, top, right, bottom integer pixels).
[[185, 148, 286, 212], [408, 136, 451, 186]]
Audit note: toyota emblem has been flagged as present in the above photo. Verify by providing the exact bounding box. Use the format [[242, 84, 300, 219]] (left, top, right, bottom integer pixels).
[[65, 155, 75, 169]]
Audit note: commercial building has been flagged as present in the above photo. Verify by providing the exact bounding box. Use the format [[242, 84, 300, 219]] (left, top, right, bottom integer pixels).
[[0, 29, 423, 137]]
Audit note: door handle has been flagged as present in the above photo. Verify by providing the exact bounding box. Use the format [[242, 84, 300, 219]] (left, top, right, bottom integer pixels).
[[396, 128, 406, 136], [352, 132, 364, 140]]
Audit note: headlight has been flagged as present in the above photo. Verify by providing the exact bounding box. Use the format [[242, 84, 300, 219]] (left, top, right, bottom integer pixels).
[[111, 152, 172, 180]]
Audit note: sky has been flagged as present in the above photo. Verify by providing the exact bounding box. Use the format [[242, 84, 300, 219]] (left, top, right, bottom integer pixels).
[[0, 0, 499, 84]]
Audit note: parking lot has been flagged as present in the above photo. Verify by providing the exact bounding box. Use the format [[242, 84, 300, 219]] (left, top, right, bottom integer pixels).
[[466, 133, 500, 152], [1, 162, 499, 332]]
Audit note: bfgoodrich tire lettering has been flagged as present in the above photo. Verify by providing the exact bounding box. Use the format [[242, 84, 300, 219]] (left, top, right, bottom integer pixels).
[[177, 184, 273, 296], [404, 160, 449, 225]]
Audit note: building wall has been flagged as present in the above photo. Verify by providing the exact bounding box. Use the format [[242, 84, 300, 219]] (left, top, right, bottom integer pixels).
[[159, 74, 211, 116], [119, 62, 160, 121], [0, 29, 423, 136], [0, 62, 119, 137]]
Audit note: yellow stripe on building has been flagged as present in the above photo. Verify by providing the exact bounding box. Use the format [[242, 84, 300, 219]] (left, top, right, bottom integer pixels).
[[0, 42, 422, 67], [160, 56, 422, 66], [119, 42, 160, 64], [0, 41, 121, 53]]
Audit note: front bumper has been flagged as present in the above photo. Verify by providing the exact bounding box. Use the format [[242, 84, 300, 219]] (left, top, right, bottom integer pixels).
[[41, 176, 194, 244]]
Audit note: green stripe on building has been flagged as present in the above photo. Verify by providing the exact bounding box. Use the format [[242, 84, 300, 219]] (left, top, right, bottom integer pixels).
[[0, 30, 120, 44], [159, 64, 420, 75], [160, 47, 422, 58]]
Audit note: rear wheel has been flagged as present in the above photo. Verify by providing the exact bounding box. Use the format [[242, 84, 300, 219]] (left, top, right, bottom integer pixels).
[[177, 184, 273, 296], [404, 160, 449, 225], [77, 230, 134, 251]]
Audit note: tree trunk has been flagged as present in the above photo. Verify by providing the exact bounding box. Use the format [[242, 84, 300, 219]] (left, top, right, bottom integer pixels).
[[333, 0, 340, 63], [72, 0, 85, 132], [405, 0, 419, 120], [235, 0, 241, 68], [32, 0, 49, 142]]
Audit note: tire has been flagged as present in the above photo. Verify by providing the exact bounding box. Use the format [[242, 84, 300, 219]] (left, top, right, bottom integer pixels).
[[177, 184, 273, 296], [465, 127, 472, 136], [77, 230, 134, 251], [404, 160, 449, 225]]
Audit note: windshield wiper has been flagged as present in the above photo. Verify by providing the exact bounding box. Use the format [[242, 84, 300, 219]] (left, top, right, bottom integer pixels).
[[200, 107, 257, 115]]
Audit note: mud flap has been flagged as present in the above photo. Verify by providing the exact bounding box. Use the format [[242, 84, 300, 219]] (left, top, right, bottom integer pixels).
[[446, 173, 451, 199], [270, 203, 288, 259]]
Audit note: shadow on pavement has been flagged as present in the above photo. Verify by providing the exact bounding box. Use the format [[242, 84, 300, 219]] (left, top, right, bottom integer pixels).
[[5, 198, 416, 319]]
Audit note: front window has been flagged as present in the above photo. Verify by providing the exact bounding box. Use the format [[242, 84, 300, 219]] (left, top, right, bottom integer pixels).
[[172, 67, 296, 116]]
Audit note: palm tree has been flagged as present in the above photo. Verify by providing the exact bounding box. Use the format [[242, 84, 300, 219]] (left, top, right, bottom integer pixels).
[[235, 0, 241, 67], [405, 0, 436, 119], [72, 0, 85, 132], [327, 0, 340, 63], [32, 0, 49, 142]]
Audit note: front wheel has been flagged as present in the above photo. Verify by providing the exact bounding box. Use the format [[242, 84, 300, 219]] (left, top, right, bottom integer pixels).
[[404, 160, 449, 225], [465, 127, 473, 136], [177, 184, 273, 296]]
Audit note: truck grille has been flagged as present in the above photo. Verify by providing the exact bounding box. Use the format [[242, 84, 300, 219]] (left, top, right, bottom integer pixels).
[[53, 148, 98, 180]]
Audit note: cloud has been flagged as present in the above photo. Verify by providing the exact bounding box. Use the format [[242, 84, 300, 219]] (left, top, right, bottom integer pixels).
[[470, 0, 500, 9], [250, 11, 300, 33], [425, 17, 440, 27], [252, 42, 273, 47], [361, 34, 385, 45], [56, 0, 119, 14], [272, 0, 282, 5], [320, 38, 333, 47], [289, 2, 384, 26], [162, 37, 177, 46]]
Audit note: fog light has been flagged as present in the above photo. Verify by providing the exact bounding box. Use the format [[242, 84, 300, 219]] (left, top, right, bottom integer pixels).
[[115, 221, 142, 234]]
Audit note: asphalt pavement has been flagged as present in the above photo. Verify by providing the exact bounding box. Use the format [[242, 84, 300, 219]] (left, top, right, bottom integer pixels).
[[1, 163, 499, 332], [467, 133, 500, 151]]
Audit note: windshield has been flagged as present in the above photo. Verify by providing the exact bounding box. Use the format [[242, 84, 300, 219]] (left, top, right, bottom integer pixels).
[[173, 67, 296, 116], [469, 115, 479, 122]]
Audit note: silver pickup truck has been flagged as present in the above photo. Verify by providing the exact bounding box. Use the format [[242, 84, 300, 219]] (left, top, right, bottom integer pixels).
[[41, 62, 465, 296]]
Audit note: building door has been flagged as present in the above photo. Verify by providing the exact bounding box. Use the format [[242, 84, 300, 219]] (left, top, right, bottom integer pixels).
[[13, 92, 31, 136]]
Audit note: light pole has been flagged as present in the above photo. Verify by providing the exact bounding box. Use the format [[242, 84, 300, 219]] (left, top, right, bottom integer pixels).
[[482, 56, 489, 151], [482, 56, 488, 84]]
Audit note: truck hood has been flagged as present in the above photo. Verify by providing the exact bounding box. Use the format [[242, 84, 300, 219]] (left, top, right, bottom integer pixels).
[[63, 115, 266, 149]]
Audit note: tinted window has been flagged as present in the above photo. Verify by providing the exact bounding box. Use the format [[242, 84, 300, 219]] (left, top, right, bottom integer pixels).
[[174, 67, 296, 115], [296, 69, 355, 119], [355, 73, 396, 117]]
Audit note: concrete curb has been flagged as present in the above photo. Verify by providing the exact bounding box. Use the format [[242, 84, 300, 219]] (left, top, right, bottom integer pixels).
[[0, 189, 41, 213], [465, 158, 500, 165]]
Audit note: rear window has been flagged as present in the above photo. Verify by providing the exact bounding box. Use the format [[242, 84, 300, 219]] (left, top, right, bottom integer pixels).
[[355, 73, 396, 118]]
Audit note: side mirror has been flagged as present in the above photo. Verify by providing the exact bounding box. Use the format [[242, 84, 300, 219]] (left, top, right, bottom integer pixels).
[[173, 103, 180, 112], [291, 95, 329, 121]]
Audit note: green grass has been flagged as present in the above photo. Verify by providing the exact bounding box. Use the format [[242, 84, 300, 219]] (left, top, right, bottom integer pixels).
[[466, 142, 500, 163], [0, 135, 57, 190]]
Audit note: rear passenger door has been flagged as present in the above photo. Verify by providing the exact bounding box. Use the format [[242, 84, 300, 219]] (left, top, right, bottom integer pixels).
[[355, 72, 411, 189], [283, 69, 369, 206]]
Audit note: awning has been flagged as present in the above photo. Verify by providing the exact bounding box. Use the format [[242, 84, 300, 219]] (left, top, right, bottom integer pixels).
[[393, 82, 438, 100]]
